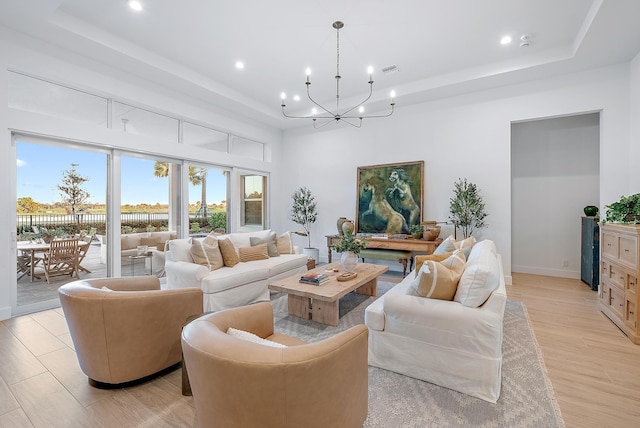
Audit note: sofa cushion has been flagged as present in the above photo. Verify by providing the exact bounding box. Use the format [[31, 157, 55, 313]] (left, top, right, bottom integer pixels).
[[121, 235, 143, 251], [276, 231, 293, 254], [168, 238, 193, 263], [200, 263, 270, 293], [218, 238, 240, 267], [264, 253, 308, 277], [191, 236, 224, 271], [250, 231, 279, 257], [239, 243, 270, 262], [407, 250, 466, 300], [140, 236, 161, 250], [414, 253, 452, 277], [454, 240, 500, 308]]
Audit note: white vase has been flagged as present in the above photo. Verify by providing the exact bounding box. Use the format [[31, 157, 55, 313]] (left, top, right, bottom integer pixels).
[[340, 251, 358, 272]]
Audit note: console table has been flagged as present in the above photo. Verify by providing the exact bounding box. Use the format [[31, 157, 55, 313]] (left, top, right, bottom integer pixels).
[[326, 235, 442, 263]]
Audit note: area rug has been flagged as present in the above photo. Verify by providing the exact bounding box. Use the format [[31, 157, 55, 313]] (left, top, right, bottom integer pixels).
[[271, 283, 565, 428]]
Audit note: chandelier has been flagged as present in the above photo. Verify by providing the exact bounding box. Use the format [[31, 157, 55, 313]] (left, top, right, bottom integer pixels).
[[280, 21, 396, 129]]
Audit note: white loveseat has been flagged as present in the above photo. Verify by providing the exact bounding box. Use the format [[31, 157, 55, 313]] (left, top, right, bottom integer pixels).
[[164, 230, 308, 312], [365, 239, 507, 403]]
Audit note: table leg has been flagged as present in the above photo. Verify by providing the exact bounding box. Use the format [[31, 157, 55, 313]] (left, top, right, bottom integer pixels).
[[356, 278, 377, 297], [288, 294, 311, 319], [30, 250, 36, 282], [312, 300, 339, 327]]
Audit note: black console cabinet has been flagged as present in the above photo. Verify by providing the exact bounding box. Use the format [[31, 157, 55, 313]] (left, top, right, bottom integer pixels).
[[581, 216, 599, 290]]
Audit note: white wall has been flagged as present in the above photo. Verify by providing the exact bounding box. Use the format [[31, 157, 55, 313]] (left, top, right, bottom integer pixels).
[[279, 65, 633, 284], [630, 52, 640, 193], [511, 114, 599, 279], [0, 30, 283, 319]]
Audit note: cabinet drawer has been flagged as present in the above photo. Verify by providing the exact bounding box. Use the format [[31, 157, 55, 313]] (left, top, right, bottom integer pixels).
[[608, 263, 625, 289], [626, 299, 637, 330], [602, 233, 618, 258], [609, 286, 625, 318], [620, 235, 638, 266], [627, 273, 638, 295]]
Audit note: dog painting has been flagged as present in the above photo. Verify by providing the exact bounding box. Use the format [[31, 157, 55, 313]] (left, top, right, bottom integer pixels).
[[356, 161, 424, 234]]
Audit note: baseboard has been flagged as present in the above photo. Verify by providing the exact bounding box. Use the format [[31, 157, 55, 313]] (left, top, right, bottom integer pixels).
[[512, 265, 580, 279], [0, 306, 12, 321]]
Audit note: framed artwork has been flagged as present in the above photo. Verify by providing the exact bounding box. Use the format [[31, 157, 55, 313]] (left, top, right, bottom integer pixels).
[[356, 160, 424, 234]]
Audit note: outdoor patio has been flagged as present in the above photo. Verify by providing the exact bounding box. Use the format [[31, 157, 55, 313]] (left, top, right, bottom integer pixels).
[[16, 239, 155, 307]]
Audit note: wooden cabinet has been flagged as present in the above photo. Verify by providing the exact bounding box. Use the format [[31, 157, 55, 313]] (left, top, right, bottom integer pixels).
[[599, 223, 640, 343]]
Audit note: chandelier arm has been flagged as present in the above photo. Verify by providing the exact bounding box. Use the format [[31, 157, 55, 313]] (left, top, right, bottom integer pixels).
[[281, 105, 317, 119], [340, 118, 363, 128], [341, 104, 395, 119], [340, 82, 374, 117], [307, 85, 336, 116], [313, 118, 339, 129]]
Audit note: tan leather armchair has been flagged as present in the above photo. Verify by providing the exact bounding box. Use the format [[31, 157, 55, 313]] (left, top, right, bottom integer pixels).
[[182, 302, 369, 428], [58, 276, 203, 386]]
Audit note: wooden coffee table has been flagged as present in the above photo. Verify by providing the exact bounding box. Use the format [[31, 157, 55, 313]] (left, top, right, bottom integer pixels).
[[269, 262, 388, 326]]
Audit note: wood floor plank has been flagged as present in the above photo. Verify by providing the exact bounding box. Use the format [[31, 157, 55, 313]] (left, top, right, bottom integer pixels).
[[4, 318, 67, 357], [29, 309, 69, 337], [10, 372, 90, 428], [0, 324, 47, 385], [37, 346, 112, 407], [0, 408, 34, 428], [0, 375, 20, 416]]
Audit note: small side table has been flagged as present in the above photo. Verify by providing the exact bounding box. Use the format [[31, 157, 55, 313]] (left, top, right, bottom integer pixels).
[[128, 254, 153, 276]]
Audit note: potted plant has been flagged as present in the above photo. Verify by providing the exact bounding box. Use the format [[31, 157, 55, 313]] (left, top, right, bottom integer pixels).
[[603, 193, 640, 223], [291, 186, 319, 261], [330, 231, 367, 271], [409, 224, 424, 239], [449, 178, 488, 238]]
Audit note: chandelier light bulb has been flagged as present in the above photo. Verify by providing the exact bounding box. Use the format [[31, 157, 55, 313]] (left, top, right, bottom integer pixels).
[[305, 67, 311, 76], [280, 92, 286, 100], [390, 90, 396, 98], [358, 106, 365, 114], [128, 0, 143, 11], [312, 107, 318, 115], [367, 66, 374, 75]]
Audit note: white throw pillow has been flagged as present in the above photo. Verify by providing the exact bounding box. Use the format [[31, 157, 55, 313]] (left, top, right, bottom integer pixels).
[[227, 327, 287, 348], [168, 238, 193, 263], [454, 245, 500, 307]]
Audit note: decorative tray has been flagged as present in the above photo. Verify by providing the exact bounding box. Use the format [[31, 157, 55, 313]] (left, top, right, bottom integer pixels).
[[337, 272, 358, 281]]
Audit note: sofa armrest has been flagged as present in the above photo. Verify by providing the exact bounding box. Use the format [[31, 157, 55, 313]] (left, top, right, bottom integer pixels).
[[165, 260, 209, 289]]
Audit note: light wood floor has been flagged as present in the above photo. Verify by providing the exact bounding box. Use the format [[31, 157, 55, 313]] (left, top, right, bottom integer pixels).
[[1, 272, 639, 427]]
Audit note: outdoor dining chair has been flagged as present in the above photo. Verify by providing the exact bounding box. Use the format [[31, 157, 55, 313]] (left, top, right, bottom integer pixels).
[[39, 238, 80, 284]]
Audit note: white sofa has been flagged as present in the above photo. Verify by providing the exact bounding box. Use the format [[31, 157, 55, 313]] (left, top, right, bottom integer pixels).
[[164, 230, 308, 312], [97, 231, 176, 276], [365, 239, 507, 403]]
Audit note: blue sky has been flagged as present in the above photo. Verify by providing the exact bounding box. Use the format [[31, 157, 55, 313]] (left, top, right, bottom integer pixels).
[[16, 141, 227, 205]]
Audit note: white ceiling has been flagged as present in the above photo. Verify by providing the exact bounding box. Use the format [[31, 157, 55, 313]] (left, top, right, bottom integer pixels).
[[2, 0, 640, 130]]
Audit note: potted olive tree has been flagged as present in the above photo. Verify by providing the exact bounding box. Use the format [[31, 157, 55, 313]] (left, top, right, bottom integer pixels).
[[291, 186, 319, 262], [449, 178, 488, 238]]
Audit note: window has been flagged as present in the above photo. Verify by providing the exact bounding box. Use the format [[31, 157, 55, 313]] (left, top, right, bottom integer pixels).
[[240, 174, 266, 230], [187, 164, 229, 233]]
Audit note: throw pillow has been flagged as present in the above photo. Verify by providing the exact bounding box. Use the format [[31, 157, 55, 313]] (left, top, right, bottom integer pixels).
[[433, 235, 457, 254], [457, 236, 476, 259], [218, 238, 240, 267], [190, 236, 224, 271], [250, 231, 279, 257], [140, 236, 161, 250], [406, 250, 466, 300], [454, 246, 500, 308], [239, 243, 269, 262], [168, 238, 193, 263], [414, 253, 452, 277], [276, 231, 293, 254], [227, 327, 287, 348]]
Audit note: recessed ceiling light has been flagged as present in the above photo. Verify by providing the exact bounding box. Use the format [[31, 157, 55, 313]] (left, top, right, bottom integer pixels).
[[500, 35, 512, 45], [128, 1, 143, 11], [293, 95, 300, 102], [235, 61, 245, 69]]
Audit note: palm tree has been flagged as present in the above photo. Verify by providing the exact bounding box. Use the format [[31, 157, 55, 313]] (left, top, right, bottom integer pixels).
[[154, 162, 208, 217]]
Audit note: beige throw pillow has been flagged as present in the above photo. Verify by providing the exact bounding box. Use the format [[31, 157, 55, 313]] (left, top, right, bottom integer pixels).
[[433, 235, 457, 255], [190, 236, 224, 271], [414, 253, 452, 277], [239, 243, 270, 262], [140, 236, 161, 250], [250, 231, 279, 257], [407, 250, 466, 300], [276, 232, 293, 254], [218, 238, 239, 267]]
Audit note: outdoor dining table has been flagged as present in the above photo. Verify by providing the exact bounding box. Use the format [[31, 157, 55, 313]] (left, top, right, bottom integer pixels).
[[17, 240, 89, 282]]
